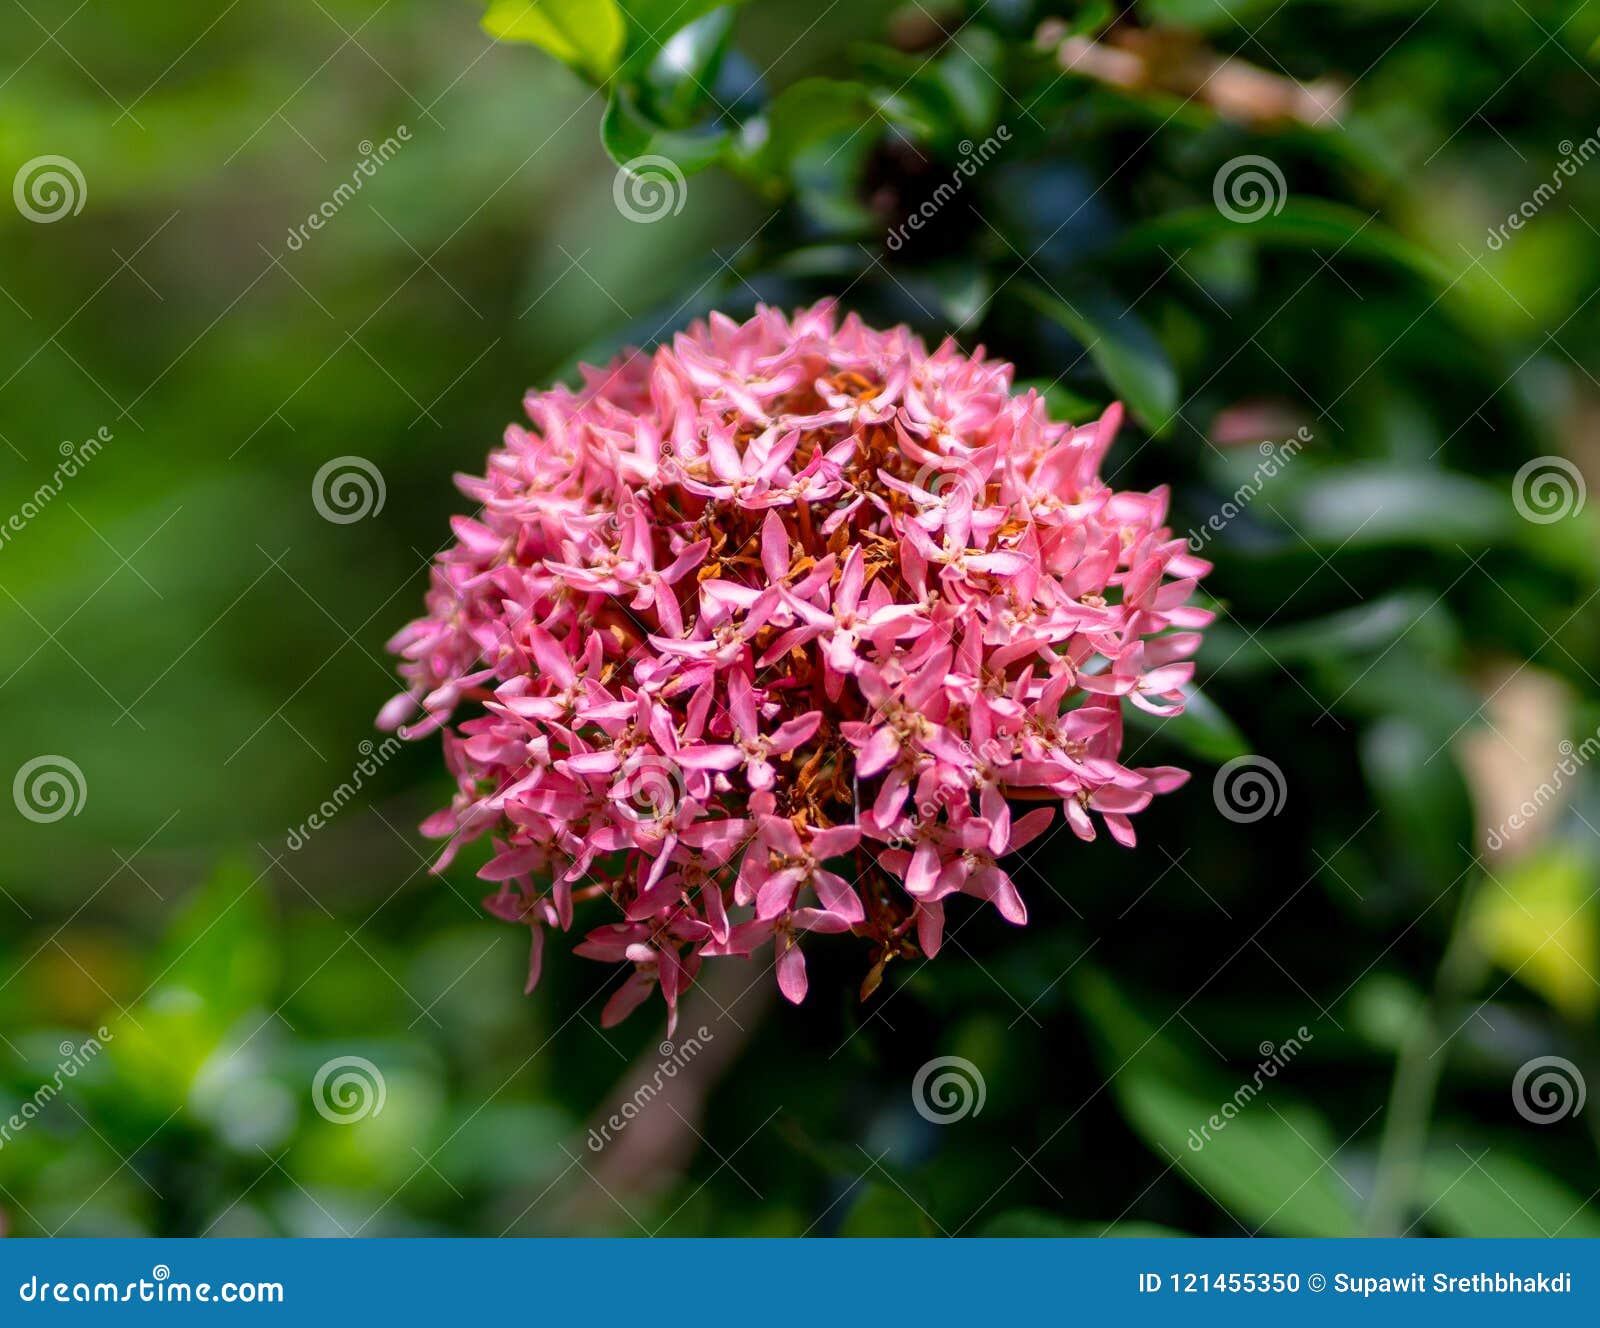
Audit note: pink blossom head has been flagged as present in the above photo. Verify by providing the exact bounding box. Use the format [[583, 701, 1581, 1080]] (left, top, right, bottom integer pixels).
[[381, 301, 1210, 1030]]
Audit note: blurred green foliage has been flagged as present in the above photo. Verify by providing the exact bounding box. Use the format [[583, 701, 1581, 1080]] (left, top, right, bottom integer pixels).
[[2, 0, 1599, 1237]]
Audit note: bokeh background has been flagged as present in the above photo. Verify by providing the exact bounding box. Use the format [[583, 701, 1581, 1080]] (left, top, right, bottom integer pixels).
[[2, 0, 1599, 1237]]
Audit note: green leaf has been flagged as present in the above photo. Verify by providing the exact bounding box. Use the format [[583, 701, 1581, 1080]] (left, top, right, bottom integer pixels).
[[839, 1181, 936, 1236], [617, 0, 740, 73], [1017, 283, 1179, 435], [927, 27, 1003, 140], [1361, 716, 1476, 889], [482, 0, 625, 83], [1017, 377, 1106, 425], [602, 87, 728, 173], [642, 6, 736, 124], [1204, 593, 1450, 679], [1138, 0, 1307, 34], [1074, 967, 1357, 1235], [1275, 465, 1512, 550], [736, 77, 918, 187], [980, 1209, 1186, 1237], [924, 263, 991, 330], [1420, 1148, 1600, 1237], [1124, 682, 1250, 765], [157, 855, 278, 1019], [1471, 841, 1600, 1021], [1114, 201, 1452, 287]]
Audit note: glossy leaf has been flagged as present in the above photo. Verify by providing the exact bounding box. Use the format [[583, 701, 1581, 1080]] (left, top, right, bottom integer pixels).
[[1124, 682, 1251, 765], [1075, 968, 1356, 1236], [1421, 1148, 1600, 1237], [1113, 200, 1452, 287], [482, 0, 626, 82], [602, 87, 729, 172], [1018, 283, 1179, 435], [618, 0, 740, 72]]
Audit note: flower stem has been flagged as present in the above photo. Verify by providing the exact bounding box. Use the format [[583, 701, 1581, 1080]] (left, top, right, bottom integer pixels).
[[1363, 876, 1490, 1235]]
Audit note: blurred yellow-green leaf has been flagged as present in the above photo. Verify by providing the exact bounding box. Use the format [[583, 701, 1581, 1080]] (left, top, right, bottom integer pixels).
[[482, 0, 626, 82], [1472, 842, 1600, 1022]]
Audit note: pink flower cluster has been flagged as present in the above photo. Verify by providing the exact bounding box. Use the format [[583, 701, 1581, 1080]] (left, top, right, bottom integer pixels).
[[381, 302, 1210, 1030]]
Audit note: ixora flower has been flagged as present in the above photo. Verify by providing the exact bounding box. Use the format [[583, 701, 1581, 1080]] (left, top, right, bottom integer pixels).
[[380, 301, 1210, 1031]]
